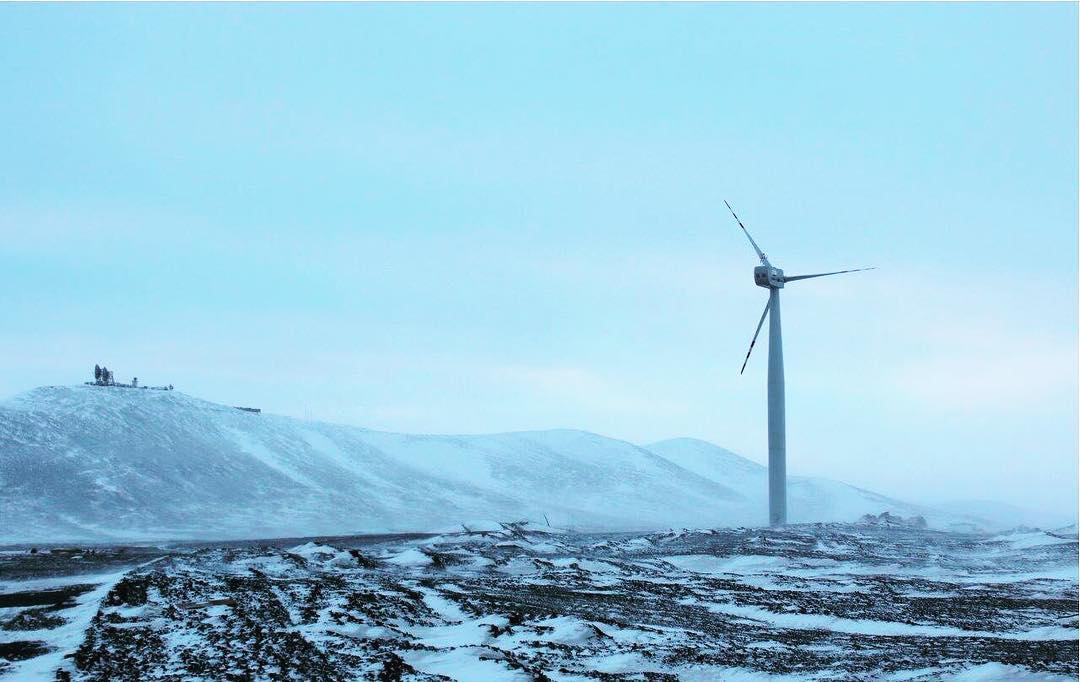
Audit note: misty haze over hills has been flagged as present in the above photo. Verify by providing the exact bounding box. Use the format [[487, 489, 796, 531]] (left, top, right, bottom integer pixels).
[[0, 385, 1066, 544]]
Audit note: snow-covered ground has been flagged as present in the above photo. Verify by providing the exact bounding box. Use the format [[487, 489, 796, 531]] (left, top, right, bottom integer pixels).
[[0, 551, 164, 681], [0, 386, 1032, 543], [0, 522, 1075, 680]]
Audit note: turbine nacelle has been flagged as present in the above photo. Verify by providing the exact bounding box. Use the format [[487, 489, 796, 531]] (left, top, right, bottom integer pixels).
[[754, 265, 784, 289]]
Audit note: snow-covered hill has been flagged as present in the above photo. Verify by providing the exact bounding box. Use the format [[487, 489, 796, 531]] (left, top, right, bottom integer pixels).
[[646, 437, 936, 525], [0, 386, 976, 542]]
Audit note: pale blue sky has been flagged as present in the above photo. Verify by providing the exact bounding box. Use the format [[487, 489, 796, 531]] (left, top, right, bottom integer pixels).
[[2, 3, 1077, 518]]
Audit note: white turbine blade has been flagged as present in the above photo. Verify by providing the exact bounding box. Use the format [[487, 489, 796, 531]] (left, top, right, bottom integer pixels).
[[725, 200, 768, 264], [783, 267, 875, 283], [740, 298, 771, 375]]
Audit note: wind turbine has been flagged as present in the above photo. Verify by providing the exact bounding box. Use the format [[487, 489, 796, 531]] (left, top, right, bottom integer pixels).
[[725, 201, 873, 527]]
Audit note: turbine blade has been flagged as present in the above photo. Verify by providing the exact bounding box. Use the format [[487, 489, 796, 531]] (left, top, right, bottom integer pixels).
[[740, 298, 771, 375], [725, 200, 768, 264], [783, 267, 875, 283]]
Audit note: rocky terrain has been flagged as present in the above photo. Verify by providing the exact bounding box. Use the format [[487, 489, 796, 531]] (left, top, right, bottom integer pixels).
[[1, 522, 1076, 680]]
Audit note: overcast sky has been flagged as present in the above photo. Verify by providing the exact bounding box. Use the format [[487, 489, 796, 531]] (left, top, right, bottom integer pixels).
[[2, 3, 1076, 519]]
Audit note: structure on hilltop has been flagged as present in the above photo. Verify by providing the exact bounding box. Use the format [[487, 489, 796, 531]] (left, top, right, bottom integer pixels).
[[93, 364, 113, 385], [89, 364, 172, 391]]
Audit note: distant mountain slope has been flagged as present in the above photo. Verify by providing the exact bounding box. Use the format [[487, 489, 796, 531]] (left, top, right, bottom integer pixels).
[[932, 500, 1073, 532], [645, 438, 937, 525], [644, 438, 764, 490], [0, 386, 979, 543]]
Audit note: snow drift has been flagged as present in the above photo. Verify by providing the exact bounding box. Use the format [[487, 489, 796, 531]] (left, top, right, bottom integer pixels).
[[1, 386, 958, 542]]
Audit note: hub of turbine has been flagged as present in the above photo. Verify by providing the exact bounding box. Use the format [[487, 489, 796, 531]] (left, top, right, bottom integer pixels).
[[753, 265, 784, 288]]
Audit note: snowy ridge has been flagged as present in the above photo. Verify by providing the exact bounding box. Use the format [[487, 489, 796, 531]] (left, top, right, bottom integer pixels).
[[646, 438, 955, 527], [0, 385, 1000, 542]]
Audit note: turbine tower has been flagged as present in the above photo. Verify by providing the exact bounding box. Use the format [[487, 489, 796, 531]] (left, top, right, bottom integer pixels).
[[725, 201, 873, 527]]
